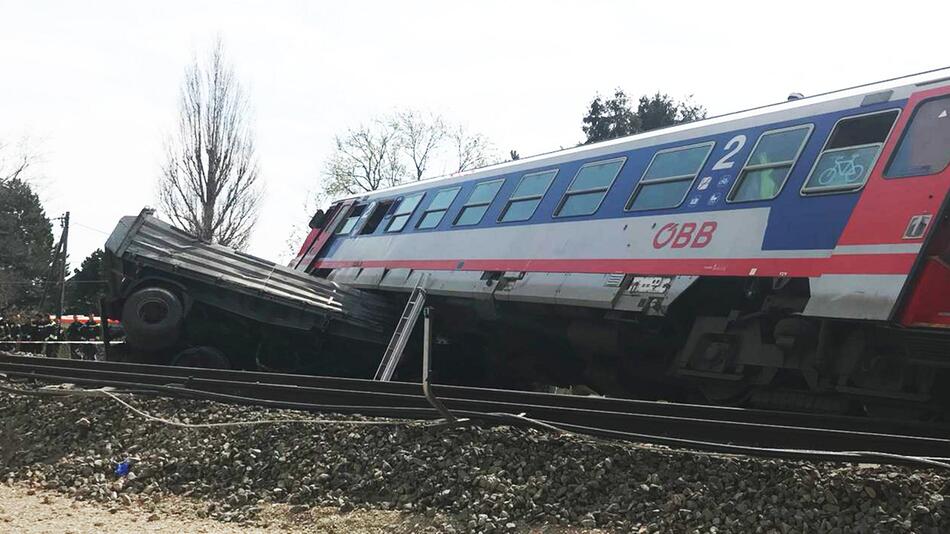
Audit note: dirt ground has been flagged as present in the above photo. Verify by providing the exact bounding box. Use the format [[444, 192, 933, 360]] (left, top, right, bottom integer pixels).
[[0, 483, 452, 534]]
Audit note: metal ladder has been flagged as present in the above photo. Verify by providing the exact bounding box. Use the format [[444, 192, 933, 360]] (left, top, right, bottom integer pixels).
[[373, 283, 427, 381]]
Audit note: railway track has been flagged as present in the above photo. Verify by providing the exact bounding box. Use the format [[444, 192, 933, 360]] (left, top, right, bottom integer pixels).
[[0, 351, 948, 466]]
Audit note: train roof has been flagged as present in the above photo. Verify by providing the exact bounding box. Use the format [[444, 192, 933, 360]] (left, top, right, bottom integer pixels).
[[340, 66, 950, 202]]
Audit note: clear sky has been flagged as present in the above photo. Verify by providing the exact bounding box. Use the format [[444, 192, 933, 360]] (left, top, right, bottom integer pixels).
[[2, 0, 948, 264]]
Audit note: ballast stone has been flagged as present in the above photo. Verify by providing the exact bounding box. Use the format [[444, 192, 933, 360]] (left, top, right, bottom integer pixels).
[[0, 390, 946, 533]]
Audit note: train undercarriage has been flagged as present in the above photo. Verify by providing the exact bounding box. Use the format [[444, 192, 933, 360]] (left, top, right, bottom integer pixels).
[[393, 276, 950, 420]]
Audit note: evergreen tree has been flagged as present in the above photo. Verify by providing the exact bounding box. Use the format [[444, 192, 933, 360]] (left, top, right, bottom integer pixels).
[[636, 92, 706, 132], [0, 178, 54, 310], [66, 248, 106, 314], [581, 90, 640, 144], [582, 90, 707, 144]]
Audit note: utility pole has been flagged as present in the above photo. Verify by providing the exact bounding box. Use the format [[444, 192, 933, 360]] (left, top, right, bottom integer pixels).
[[38, 212, 67, 313], [55, 211, 70, 331]]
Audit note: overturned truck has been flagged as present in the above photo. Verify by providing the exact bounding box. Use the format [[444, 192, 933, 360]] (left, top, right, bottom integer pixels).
[[102, 209, 397, 375]]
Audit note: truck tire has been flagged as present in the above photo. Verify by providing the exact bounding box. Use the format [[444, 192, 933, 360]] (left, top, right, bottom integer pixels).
[[171, 346, 230, 369], [121, 286, 183, 350]]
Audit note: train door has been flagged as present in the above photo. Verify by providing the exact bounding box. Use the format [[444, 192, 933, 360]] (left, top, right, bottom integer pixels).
[[886, 92, 950, 327], [833, 84, 950, 326]]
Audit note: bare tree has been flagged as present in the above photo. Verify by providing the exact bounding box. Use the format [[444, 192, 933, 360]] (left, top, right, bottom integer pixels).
[[158, 40, 262, 250], [315, 111, 495, 207], [0, 138, 38, 185], [321, 118, 405, 197], [451, 125, 493, 173], [396, 110, 446, 180]]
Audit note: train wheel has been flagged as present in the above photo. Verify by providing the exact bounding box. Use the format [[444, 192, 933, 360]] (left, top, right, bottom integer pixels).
[[171, 346, 230, 369]]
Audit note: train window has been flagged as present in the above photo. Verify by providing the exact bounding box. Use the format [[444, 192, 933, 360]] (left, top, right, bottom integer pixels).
[[349, 200, 378, 234], [417, 187, 461, 229], [554, 158, 625, 217], [359, 200, 394, 234], [728, 125, 812, 202], [886, 96, 950, 178], [802, 109, 899, 194], [336, 217, 358, 235], [498, 169, 558, 222], [454, 179, 504, 226], [335, 204, 365, 235], [384, 193, 424, 232], [626, 142, 713, 211]]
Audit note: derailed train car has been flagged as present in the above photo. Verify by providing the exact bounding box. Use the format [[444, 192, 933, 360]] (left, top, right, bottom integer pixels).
[[293, 69, 950, 414]]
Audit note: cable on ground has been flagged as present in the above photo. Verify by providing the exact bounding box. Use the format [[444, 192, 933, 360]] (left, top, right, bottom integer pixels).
[[0, 380, 422, 429]]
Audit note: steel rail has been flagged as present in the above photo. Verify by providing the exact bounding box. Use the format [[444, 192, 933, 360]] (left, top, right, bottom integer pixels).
[[1, 352, 948, 463], [1, 352, 945, 437], [6, 359, 944, 455]]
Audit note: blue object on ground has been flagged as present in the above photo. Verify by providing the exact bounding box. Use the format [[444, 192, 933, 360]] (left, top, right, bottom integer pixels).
[[114, 461, 130, 477]]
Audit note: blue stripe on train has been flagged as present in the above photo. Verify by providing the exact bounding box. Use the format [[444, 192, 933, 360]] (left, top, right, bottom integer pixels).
[[321, 99, 905, 258]]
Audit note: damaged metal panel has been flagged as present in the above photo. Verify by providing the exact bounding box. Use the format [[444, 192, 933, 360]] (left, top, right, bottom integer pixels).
[[105, 210, 396, 343], [804, 274, 907, 320]]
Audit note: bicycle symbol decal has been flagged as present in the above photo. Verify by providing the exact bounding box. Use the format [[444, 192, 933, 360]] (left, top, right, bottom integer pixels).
[[818, 154, 866, 186]]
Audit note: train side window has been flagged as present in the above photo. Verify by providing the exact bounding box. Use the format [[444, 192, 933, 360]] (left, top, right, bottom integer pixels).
[[498, 169, 558, 222], [350, 201, 377, 235], [359, 200, 394, 234], [728, 125, 812, 202], [554, 157, 625, 217], [801, 109, 899, 194], [417, 187, 461, 229], [626, 142, 713, 211], [335, 204, 365, 235], [454, 179, 504, 226], [885, 96, 950, 178], [384, 193, 424, 232]]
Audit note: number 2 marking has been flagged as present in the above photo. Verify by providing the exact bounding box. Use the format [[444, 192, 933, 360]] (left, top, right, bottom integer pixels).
[[712, 134, 747, 170]]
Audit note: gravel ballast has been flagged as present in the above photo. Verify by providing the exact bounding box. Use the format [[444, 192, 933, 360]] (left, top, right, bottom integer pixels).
[[0, 385, 947, 533]]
